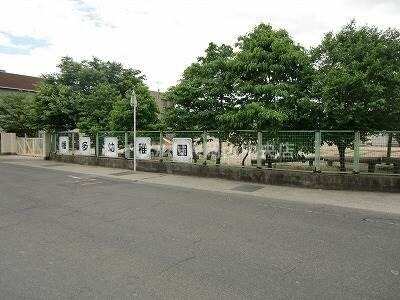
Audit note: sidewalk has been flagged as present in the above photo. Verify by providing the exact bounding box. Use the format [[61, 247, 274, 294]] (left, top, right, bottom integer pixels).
[[2, 155, 400, 215]]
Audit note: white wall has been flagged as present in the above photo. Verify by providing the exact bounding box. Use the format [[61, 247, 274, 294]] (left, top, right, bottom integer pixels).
[[0, 132, 17, 154]]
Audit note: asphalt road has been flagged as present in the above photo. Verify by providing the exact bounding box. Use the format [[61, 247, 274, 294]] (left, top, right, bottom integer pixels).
[[0, 162, 399, 299]]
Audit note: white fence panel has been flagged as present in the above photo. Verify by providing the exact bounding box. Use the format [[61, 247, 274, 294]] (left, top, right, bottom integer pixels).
[[16, 137, 44, 157]]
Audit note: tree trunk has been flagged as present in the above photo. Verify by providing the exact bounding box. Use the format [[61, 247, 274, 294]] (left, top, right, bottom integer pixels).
[[242, 149, 249, 166], [337, 142, 346, 172], [387, 133, 393, 158], [192, 140, 197, 163], [216, 139, 222, 165], [266, 154, 273, 168]]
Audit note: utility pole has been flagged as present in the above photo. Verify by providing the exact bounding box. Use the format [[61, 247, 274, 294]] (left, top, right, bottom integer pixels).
[[130, 89, 137, 172]]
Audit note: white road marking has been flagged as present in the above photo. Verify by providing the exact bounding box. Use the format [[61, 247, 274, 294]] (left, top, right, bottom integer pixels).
[[68, 175, 81, 180], [81, 182, 101, 186]]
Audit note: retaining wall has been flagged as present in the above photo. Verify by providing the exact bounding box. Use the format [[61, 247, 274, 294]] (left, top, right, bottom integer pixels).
[[49, 153, 400, 193]]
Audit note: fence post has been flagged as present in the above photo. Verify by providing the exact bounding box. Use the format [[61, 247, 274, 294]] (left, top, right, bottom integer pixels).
[[314, 131, 321, 172], [42, 135, 45, 157], [124, 132, 129, 159], [202, 131, 208, 165], [353, 131, 360, 174], [96, 133, 99, 157], [23, 134, 27, 155], [54, 133, 57, 154], [257, 131, 262, 168], [71, 132, 75, 155], [159, 131, 163, 161], [32, 138, 36, 156]]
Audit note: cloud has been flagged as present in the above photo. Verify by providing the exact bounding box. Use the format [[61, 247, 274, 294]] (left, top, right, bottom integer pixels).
[[350, 0, 400, 10], [0, 32, 49, 55], [69, 0, 112, 28], [0, 0, 399, 91]]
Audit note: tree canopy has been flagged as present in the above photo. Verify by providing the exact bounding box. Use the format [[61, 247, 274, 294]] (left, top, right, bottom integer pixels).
[[165, 23, 320, 133], [163, 24, 323, 165], [164, 42, 236, 131], [311, 21, 400, 170], [33, 57, 159, 134], [312, 21, 400, 132], [162, 21, 400, 168], [1, 21, 399, 145], [227, 23, 318, 131], [0, 92, 36, 135]]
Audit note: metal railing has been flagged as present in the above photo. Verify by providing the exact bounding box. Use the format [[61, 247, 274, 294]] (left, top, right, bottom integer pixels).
[[52, 130, 400, 175]]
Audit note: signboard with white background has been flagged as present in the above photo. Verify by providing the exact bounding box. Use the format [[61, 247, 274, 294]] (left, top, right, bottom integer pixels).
[[79, 136, 90, 156], [104, 137, 118, 157], [172, 138, 192, 162], [135, 137, 151, 160], [59, 136, 69, 154]]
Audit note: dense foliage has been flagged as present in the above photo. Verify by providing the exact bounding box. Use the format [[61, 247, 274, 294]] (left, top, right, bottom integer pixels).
[[165, 24, 320, 132], [311, 21, 400, 170], [33, 57, 159, 134], [163, 21, 400, 167], [164, 43, 236, 131], [312, 21, 400, 131], [0, 92, 36, 135]]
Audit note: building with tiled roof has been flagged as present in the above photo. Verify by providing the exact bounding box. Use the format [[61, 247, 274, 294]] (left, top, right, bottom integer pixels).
[[0, 71, 41, 93], [0, 71, 169, 113]]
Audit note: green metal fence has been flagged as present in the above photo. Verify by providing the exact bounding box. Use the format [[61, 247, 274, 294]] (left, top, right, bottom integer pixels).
[[52, 130, 400, 175], [261, 130, 315, 171], [358, 131, 400, 174], [320, 131, 355, 173]]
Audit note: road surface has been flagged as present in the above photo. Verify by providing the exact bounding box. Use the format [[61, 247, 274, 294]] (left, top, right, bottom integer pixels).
[[0, 160, 399, 299]]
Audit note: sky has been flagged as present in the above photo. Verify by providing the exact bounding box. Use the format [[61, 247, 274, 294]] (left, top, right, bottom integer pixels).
[[1, 0, 399, 91]]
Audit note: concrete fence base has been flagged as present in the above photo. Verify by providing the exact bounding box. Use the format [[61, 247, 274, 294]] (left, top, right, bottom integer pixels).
[[49, 153, 400, 193]]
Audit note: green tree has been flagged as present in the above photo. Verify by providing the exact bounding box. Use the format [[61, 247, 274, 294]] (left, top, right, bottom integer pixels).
[[34, 81, 80, 132], [165, 25, 319, 165], [109, 84, 159, 131], [164, 42, 236, 163], [34, 57, 159, 133], [78, 83, 120, 133], [164, 42, 235, 130], [228, 23, 319, 130], [312, 21, 400, 171], [0, 92, 37, 135], [217, 24, 318, 165]]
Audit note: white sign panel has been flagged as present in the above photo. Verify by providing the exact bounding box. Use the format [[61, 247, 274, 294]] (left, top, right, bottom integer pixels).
[[80, 136, 90, 156], [172, 138, 192, 162], [135, 137, 151, 160], [59, 136, 69, 154], [104, 137, 118, 157]]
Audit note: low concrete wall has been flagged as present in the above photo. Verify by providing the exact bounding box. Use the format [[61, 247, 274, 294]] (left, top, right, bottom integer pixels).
[[50, 153, 400, 193]]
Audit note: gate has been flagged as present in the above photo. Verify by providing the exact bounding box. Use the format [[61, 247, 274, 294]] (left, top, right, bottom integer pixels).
[[16, 137, 45, 157]]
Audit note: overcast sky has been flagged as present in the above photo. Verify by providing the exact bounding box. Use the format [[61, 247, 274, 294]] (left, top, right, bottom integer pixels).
[[1, 0, 399, 91]]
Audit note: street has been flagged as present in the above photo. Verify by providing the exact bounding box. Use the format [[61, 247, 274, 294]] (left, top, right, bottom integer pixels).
[[0, 160, 399, 299]]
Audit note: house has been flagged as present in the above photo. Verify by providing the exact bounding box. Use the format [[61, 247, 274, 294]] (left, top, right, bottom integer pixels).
[[0, 71, 41, 133], [0, 71, 41, 94]]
